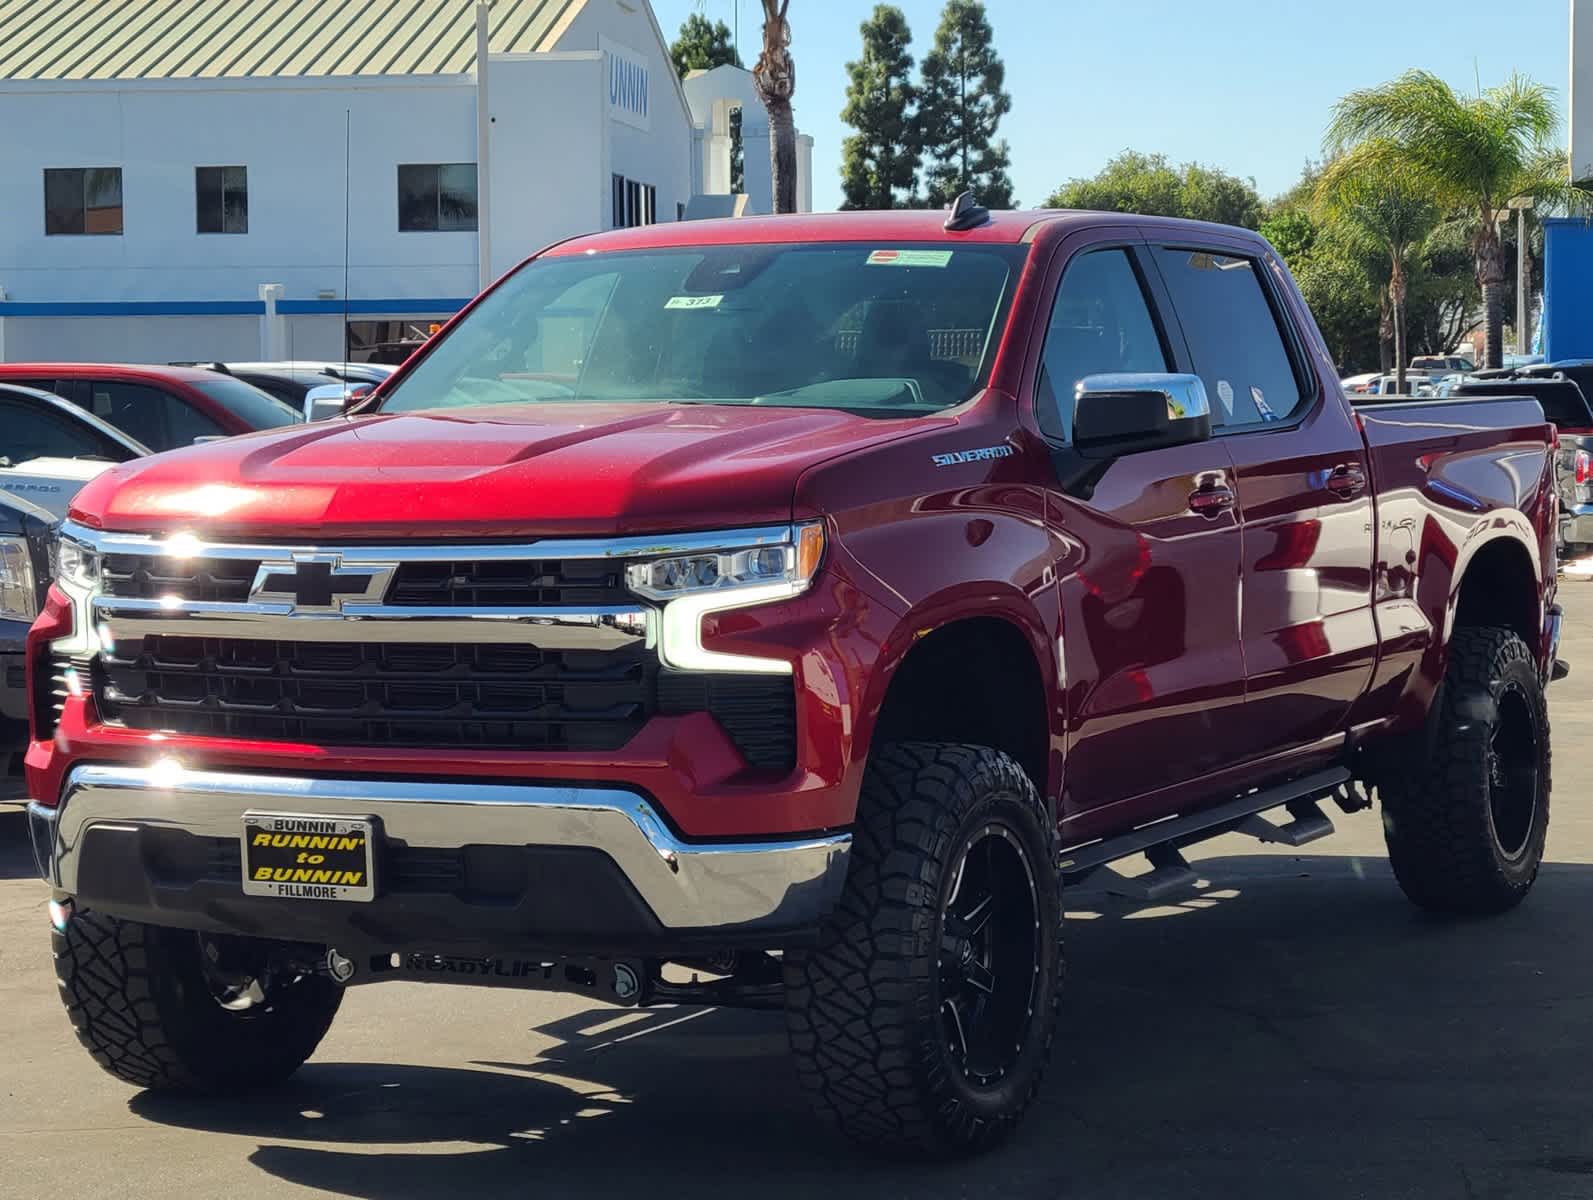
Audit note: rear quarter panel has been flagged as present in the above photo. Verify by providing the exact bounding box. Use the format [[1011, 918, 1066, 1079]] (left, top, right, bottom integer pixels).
[[1354, 397, 1557, 731]]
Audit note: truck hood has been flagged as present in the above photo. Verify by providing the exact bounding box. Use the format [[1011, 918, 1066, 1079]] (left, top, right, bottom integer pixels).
[[68, 403, 934, 539]]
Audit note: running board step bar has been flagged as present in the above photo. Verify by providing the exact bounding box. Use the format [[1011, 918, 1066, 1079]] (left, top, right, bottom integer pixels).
[[1059, 767, 1354, 886]]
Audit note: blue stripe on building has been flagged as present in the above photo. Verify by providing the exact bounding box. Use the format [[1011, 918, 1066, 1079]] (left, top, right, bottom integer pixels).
[[0, 298, 471, 317]]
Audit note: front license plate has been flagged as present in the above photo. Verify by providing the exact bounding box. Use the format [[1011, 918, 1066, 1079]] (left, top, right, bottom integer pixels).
[[241, 812, 376, 902]]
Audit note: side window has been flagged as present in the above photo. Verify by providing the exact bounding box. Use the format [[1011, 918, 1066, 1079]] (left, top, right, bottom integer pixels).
[[83, 381, 205, 451], [0, 400, 122, 462], [1036, 249, 1169, 443], [1150, 247, 1304, 428], [165, 396, 227, 444]]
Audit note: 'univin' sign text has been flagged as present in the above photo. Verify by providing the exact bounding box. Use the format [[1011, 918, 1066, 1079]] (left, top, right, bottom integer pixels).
[[603, 38, 650, 131]]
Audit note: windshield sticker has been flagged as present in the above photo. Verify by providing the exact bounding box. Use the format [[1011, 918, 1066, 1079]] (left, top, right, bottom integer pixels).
[[1216, 380, 1235, 417], [1252, 386, 1277, 421], [867, 249, 953, 268], [665, 294, 723, 310]]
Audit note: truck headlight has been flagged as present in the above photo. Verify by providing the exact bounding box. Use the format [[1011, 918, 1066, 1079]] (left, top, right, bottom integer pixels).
[[626, 523, 825, 674], [0, 537, 37, 623], [52, 534, 100, 591]]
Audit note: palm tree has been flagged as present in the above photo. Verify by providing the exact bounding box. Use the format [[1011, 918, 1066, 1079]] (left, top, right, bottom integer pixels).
[[1315, 150, 1440, 394], [753, 0, 797, 213], [1325, 71, 1583, 369]]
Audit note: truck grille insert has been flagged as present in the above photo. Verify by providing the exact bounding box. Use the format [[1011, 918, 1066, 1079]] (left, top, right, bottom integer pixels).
[[388, 560, 630, 607], [99, 636, 652, 751], [95, 637, 798, 767], [103, 555, 259, 604]]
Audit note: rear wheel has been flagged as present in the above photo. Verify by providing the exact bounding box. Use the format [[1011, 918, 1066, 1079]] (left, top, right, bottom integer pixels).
[[54, 911, 343, 1091], [1380, 626, 1550, 914], [784, 743, 1063, 1154]]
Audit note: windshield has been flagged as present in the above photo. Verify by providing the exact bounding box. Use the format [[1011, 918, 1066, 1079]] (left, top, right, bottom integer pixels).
[[378, 242, 1027, 417], [195, 378, 303, 428]]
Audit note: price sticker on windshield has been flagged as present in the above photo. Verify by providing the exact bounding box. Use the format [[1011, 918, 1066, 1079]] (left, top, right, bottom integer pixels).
[[867, 249, 953, 268], [665, 294, 723, 310]]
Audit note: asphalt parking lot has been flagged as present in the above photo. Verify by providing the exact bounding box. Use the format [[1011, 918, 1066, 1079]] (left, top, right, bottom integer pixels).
[[4, 589, 1593, 1199]]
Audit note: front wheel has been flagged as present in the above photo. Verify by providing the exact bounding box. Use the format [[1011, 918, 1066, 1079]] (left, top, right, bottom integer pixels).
[[784, 743, 1063, 1155], [1380, 625, 1551, 914], [54, 911, 343, 1091]]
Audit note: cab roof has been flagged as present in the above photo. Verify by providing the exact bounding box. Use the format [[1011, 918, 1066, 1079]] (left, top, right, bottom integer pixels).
[[544, 208, 1269, 256], [0, 362, 223, 385]]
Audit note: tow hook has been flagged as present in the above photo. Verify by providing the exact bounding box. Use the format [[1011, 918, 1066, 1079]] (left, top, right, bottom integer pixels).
[[323, 948, 356, 984], [47, 898, 74, 932]]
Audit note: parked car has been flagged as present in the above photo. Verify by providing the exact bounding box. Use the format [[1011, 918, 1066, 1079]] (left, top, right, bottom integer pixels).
[[1456, 361, 1593, 556], [178, 361, 395, 410], [1409, 354, 1475, 374], [1340, 372, 1379, 394], [0, 491, 54, 804], [0, 383, 149, 520], [0, 364, 300, 453], [27, 206, 1563, 1155]]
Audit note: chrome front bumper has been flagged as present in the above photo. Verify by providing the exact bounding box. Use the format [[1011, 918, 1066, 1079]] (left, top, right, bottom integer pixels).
[[31, 765, 850, 936]]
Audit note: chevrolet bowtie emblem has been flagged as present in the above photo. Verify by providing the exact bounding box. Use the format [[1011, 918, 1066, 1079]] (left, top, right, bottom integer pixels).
[[248, 554, 396, 613]]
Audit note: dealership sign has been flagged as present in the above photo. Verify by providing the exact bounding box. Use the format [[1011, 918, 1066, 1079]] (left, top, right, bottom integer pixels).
[[602, 37, 650, 131]]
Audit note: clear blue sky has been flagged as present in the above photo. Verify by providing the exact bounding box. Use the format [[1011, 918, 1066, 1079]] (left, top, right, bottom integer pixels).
[[652, 0, 1574, 210]]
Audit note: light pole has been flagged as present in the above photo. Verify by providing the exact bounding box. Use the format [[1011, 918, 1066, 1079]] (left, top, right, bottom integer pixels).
[[476, 1, 493, 292], [1513, 196, 1534, 356]]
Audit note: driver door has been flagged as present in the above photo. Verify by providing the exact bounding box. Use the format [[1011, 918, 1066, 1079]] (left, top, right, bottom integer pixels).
[[1030, 235, 1246, 838]]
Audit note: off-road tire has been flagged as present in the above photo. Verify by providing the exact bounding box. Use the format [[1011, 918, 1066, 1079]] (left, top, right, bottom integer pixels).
[[54, 910, 343, 1091], [1381, 626, 1550, 914], [784, 743, 1063, 1155]]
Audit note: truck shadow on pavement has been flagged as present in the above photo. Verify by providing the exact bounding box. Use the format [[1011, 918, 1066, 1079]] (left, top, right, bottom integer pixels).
[[124, 851, 1593, 1199], [0, 808, 40, 880]]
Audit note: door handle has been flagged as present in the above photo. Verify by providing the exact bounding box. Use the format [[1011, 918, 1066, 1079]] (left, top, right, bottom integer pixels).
[[1189, 485, 1235, 518], [1325, 463, 1367, 498]]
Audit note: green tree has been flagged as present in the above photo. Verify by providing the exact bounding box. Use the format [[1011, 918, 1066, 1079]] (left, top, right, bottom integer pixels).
[[669, 13, 741, 77], [1406, 216, 1481, 358], [753, 0, 798, 213], [1045, 151, 1263, 228], [839, 6, 919, 209], [1315, 148, 1441, 393], [1325, 70, 1586, 368], [915, 0, 1013, 208]]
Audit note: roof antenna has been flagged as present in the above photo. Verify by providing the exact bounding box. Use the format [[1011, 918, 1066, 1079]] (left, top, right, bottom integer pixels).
[[943, 189, 990, 232], [341, 107, 352, 404]]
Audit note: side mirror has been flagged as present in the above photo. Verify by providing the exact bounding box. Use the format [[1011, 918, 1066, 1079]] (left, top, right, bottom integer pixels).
[[303, 382, 370, 422], [1073, 373, 1214, 459]]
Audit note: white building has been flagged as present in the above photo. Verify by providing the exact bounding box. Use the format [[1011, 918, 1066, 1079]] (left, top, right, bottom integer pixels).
[[0, 0, 812, 364]]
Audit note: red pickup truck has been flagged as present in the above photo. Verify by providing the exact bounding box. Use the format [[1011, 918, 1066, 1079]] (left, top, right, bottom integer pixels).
[[26, 202, 1563, 1154]]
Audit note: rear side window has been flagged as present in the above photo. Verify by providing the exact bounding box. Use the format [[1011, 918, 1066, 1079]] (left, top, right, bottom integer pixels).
[[0, 398, 129, 462], [83, 381, 225, 452], [1036, 249, 1169, 443], [1151, 247, 1304, 428]]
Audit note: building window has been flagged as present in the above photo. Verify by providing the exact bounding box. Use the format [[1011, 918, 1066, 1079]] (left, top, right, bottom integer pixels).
[[44, 167, 123, 235], [398, 163, 477, 231], [611, 174, 656, 228], [196, 166, 248, 234]]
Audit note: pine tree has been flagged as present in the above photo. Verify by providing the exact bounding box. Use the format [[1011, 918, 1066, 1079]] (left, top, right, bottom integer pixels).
[[839, 5, 919, 210], [915, 0, 1014, 208], [669, 14, 741, 78]]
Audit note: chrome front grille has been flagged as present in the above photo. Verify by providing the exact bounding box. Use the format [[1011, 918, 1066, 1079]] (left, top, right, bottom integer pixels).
[[70, 524, 800, 768]]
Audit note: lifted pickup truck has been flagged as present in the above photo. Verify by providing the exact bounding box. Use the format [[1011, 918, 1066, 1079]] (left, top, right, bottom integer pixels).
[[26, 203, 1563, 1154]]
